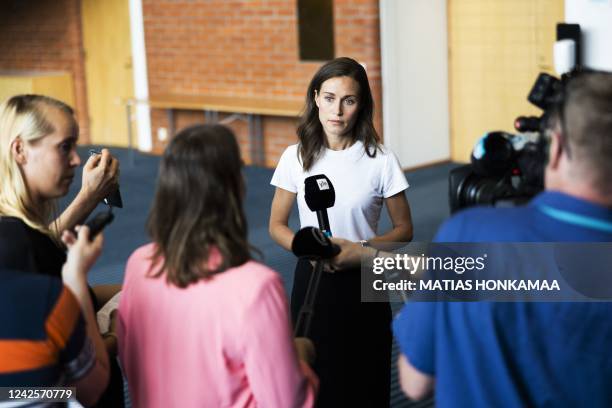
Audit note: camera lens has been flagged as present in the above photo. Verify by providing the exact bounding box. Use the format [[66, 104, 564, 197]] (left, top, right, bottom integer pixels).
[[462, 177, 499, 207]]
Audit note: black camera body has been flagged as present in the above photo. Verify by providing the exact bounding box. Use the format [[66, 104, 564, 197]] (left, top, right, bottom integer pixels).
[[449, 73, 565, 213]]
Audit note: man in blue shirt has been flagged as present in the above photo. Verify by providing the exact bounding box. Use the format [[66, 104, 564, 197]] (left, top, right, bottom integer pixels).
[[334, 72, 612, 407]]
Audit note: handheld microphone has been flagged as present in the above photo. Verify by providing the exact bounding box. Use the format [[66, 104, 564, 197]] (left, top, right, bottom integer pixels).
[[294, 176, 336, 338], [304, 174, 335, 237], [291, 227, 340, 260]]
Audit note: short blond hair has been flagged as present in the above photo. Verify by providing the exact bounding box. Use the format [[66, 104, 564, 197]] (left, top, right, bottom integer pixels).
[[0, 95, 75, 235]]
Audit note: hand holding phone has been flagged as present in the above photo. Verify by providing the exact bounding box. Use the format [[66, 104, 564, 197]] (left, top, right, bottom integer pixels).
[[84, 211, 115, 241]]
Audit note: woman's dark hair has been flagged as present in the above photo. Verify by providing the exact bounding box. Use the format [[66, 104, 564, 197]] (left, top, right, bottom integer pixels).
[[147, 124, 250, 288], [297, 56, 380, 170]]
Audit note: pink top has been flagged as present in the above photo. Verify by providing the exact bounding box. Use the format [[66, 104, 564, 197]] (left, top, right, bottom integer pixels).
[[118, 243, 316, 408]]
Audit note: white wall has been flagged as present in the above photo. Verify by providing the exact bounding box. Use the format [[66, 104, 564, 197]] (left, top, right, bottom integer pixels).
[[129, 0, 152, 151], [566, 0, 612, 72], [379, 0, 450, 169]]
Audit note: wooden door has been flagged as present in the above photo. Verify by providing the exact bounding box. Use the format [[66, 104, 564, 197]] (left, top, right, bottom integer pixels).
[[81, 0, 134, 146], [448, 0, 564, 161]]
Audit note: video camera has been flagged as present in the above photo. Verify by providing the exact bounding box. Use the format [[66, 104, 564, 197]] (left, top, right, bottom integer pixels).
[[448, 72, 567, 213]]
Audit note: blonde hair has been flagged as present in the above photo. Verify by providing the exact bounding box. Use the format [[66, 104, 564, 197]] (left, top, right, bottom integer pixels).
[[0, 95, 76, 235]]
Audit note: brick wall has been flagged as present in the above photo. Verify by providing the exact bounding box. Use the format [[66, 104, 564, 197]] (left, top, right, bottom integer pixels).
[[0, 1, 382, 163], [144, 0, 382, 167], [0, 0, 90, 142]]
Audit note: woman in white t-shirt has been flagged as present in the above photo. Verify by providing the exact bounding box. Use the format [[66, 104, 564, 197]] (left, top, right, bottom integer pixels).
[[269, 57, 413, 407]]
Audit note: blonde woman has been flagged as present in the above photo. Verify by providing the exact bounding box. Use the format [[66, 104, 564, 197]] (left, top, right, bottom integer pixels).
[[0, 94, 120, 285], [0, 94, 123, 406]]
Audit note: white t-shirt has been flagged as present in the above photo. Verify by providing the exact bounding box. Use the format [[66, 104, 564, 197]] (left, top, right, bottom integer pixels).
[[270, 141, 409, 241]]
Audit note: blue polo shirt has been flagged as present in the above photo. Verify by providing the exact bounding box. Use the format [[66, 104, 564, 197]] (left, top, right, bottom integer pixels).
[[393, 191, 612, 407]]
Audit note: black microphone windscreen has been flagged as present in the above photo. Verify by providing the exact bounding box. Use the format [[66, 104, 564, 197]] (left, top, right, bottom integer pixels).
[[471, 132, 515, 177], [291, 227, 340, 259], [304, 175, 335, 211]]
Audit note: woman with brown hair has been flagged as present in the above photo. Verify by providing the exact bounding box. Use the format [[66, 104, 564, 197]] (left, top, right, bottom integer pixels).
[[269, 57, 414, 406], [118, 124, 317, 408]]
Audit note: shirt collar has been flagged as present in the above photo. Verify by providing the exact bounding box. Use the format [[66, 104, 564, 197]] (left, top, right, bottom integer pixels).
[[530, 191, 612, 221]]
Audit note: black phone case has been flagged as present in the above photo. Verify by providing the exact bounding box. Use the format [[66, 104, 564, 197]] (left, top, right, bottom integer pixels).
[[85, 211, 115, 240]]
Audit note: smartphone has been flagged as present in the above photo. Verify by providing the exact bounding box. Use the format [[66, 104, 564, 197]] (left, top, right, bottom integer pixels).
[[84, 211, 115, 241]]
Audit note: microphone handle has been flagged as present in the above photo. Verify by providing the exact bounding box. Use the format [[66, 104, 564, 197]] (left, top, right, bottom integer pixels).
[[316, 210, 332, 237]]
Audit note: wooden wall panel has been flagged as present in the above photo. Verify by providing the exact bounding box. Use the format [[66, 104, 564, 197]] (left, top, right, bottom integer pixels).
[[449, 0, 564, 161], [81, 0, 134, 146], [0, 72, 75, 107]]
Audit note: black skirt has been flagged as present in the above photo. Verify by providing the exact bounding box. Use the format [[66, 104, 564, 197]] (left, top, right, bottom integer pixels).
[[291, 259, 391, 408]]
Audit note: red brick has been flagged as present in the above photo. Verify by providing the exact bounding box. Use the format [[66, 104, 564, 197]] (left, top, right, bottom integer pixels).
[[0, 0, 90, 142], [1, 0, 382, 160]]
